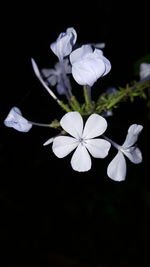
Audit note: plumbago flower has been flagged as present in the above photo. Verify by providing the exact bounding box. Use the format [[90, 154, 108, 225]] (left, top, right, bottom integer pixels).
[[4, 27, 148, 181], [50, 27, 77, 61], [69, 45, 111, 86], [41, 58, 72, 96], [106, 124, 143, 181], [4, 106, 53, 132], [4, 107, 32, 132], [52, 112, 111, 172]]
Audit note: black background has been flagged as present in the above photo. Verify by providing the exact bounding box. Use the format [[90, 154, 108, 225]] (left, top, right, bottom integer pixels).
[[1, 1, 150, 266]]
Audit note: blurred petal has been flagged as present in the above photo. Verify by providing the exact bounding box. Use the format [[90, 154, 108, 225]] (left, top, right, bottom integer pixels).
[[52, 136, 79, 158], [92, 42, 105, 49], [63, 58, 72, 73], [47, 75, 57, 86], [85, 139, 111, 158], [56, 82, 67, 95], [140, 63, 150, 80], [71, 144, 91, 172], [4, 107, 32, 132], [123, 147, 142, 164], [41, 68, 57, 86], [82, 114, 107, 139], [41, 68, 56, 78], [107, 151, 127, 181], [102, 110, 113, 117], [60, 112, 83, 139], [123, 124, 143, 148]]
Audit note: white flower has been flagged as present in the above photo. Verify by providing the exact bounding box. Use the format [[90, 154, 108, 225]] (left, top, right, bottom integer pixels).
[[139, 63, 150, 80], [107, 124, 143, 182], [50, 27, 77, 61], [4, 107, 32, 132], [69, 45, 111, 86], [52, 112, 111, 172], [41, 59, 71, 95]]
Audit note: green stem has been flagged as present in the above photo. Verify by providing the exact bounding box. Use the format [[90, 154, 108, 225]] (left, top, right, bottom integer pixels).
[[69, 95, 81, 112], [83, 85, 91, 107], [57, 100, 72, 112]]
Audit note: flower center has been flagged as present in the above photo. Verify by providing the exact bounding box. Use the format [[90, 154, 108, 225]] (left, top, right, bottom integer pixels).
[[79, 137, 86, 145]]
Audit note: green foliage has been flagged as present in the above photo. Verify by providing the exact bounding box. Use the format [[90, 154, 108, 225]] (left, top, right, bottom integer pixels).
[[96, 79, 150, 114], [49, 78, 150, 129]]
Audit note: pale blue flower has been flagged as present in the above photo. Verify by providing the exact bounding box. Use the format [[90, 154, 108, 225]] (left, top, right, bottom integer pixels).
[[70, 45, 111, 86], [4, 107, 32, 132], [52, 112, 111, 172], [50, 27, 77, 61], [107, 124, 143, 181], [41, 59, 72, 96]]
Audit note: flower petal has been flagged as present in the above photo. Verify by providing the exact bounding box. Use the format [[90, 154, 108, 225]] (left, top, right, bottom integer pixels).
[[60, 112, 83, 139], [52, 136, 79, 158], [41, 68, 57, 86], [85, 138, 111, 158], [140, 63, 150, 80], [107, 151, 127, 181], [70, 45, 93, 65], [50, 27, 77, 60], [70, 46, 107, 86], [4, 107, 32, 132], [94, 49, 111, 76], [82, 114, 107, 139], [56, 82, 67, 95], [123, 147, 142, 164], [123, 124, 143, 148], [71, 57, 106, 86], [71, 144, 91, 172]]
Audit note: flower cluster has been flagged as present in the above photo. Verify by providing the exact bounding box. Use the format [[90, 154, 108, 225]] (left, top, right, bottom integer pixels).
[[4, 27, 149, 181]]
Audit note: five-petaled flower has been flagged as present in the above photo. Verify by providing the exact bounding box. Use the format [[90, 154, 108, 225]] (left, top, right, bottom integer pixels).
[[107, 124, 143, 181], [52, 112, 111, 172], [3, 27, 145, 181], [69, 45, 111, 86]]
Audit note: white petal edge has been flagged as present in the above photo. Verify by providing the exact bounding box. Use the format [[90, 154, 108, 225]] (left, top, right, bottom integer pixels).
[[82, 114, 107, 139], [52, 136, 79, 158], [85, 138, 111, 158], [107, 151, 127, 182], [71, 143, 91, 172], [60, 112, 83, 139]]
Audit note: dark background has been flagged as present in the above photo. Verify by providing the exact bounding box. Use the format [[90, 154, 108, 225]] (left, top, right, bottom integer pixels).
[[1, 1, 150, 266]]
